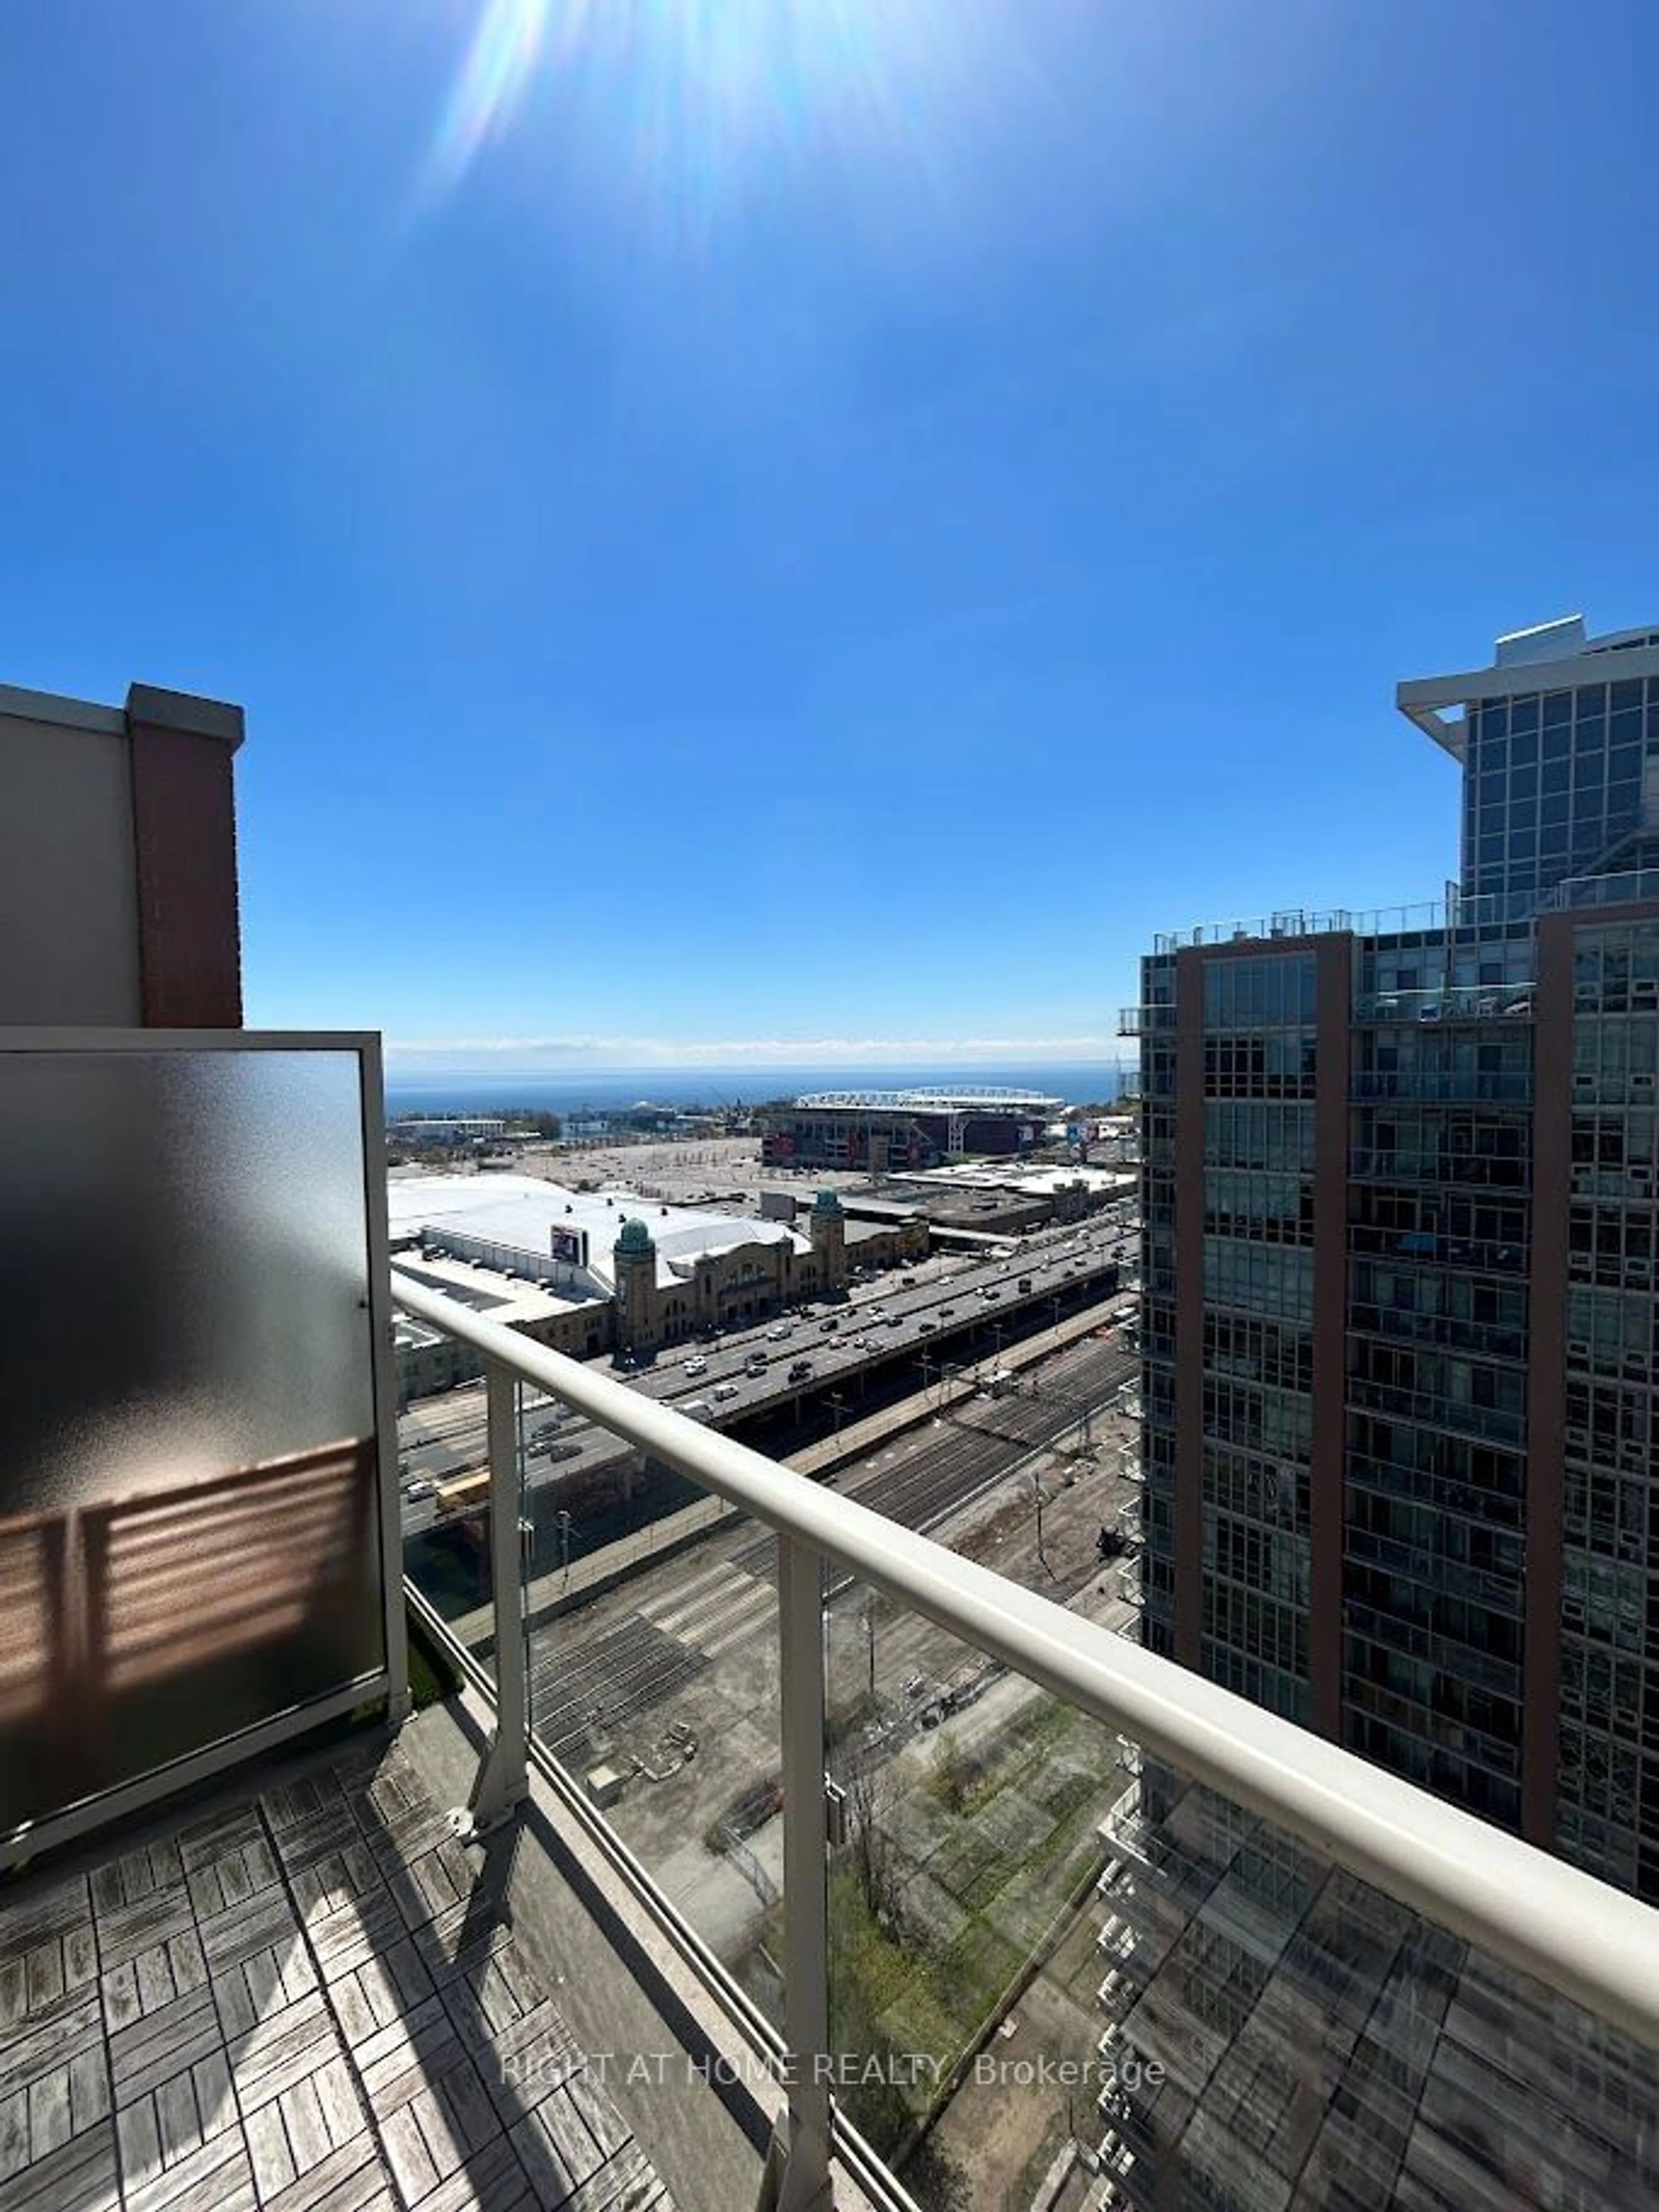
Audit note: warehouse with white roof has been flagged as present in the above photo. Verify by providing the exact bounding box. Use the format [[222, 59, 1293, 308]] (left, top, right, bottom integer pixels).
[[385, 1173, 855, 1378]]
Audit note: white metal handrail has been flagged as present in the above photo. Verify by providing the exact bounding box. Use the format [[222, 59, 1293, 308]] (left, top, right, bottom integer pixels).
[[391, 1266, 1659, 2200]]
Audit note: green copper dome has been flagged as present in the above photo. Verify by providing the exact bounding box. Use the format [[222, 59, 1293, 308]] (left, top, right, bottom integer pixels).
[[616, 1216, 655, 1254], [811, 1189, 844, 1217]]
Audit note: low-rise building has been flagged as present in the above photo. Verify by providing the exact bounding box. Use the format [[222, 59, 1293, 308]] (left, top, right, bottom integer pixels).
[[386, 1173, 857, 1383]]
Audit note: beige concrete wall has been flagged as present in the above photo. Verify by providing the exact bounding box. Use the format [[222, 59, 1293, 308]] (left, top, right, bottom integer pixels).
[[0, 690, 142, 1024]]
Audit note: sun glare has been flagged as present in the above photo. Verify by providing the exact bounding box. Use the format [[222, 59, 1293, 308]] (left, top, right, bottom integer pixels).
[[420, 0, 1014, 226], [423, 0, 552, 200]]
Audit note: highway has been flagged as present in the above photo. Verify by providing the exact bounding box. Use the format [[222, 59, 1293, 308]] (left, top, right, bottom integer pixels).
[[396, 1204, 1138, 1529]]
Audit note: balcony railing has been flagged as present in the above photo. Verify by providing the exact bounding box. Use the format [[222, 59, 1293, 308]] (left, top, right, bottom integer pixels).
[[1154, 868, 1659, 953], [1351, 984, 1536, 1022], [390, 1268, 1659, 2211], [1536, 862, 1659, 914], [1348, 1223, 1528, 1274], [1351, 1068, 1532, 1103]]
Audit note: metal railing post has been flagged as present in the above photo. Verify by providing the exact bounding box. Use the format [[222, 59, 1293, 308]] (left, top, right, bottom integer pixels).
[[773, 1534, 833, 2212], [450, 1359, 529, 1840]]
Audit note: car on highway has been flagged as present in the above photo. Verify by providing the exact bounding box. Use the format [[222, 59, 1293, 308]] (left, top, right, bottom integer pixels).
[[939, 1306, 955, 1319], [767, 1325, 790, 1341], [682, 1400, 713, 1422], [918, 1320, 937, 1335], [713, 1382, 740, 1402], [405, 1479, 436, 1500], [683, 1356, 708, 1376], [820, 1317, 839, 1333], [788, 1359, 814, 1381], [886, 1313, 903, 1328]]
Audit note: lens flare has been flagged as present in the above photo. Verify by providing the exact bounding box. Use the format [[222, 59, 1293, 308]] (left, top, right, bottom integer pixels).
[[418, 0, 1021, 232], [423, 0, 551, 198]]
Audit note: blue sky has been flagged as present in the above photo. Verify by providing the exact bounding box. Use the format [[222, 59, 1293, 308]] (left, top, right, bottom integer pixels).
[[3, 1, 1656, 1074]]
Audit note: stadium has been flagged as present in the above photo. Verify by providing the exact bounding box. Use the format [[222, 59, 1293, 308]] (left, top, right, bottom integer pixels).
[[758, 1084, 1065, 1172]]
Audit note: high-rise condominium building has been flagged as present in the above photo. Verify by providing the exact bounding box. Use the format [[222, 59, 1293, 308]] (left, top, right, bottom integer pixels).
[[1133, 612, 1659, 1894], [1091, 617, 1659, 2208]]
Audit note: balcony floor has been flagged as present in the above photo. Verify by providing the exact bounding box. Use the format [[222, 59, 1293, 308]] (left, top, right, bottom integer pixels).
[[0, 1735, 676, 2212]]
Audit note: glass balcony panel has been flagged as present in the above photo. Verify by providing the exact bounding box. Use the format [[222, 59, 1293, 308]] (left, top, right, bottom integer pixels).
[[400, 1367, 789, 2029], [823, 1580, 1135, 2206], [814, 1577, 1659, 2212], [392, 1278, 1659, 2212]]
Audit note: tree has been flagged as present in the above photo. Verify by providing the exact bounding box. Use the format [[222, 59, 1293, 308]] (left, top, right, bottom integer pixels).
[[842, 1748, 904, 1931], [501, 1108, 562, 1139]]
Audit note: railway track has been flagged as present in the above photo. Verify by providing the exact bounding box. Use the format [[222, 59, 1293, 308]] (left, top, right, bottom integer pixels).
[[556, 1336, 1136, 1728]]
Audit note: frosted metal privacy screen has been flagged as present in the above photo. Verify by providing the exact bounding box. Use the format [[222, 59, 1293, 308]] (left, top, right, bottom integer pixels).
[[0, 1035, 393, 1843]]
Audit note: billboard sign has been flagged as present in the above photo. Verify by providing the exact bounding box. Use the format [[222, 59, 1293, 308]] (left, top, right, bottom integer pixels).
[[551, 1226, 588, 1269]]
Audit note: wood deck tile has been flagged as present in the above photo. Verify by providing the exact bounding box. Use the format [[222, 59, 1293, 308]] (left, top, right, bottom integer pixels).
[[262, 1796, 366, 1876], [386, 1841, 477, 1935], [507, 2094, 606, 2212], [410, 1902, 514, 1993], [112, 2047, 238, 2200], [212, 1936, 321, 2045], [375, 2103, 441, 2204], [174, 1807, 266, 1877], [106, 1990, 223, 2111], [225, 1992, 345, 2121], [469, 2006, 582, 2127], [0, 1876, 92, 1957], [198, 1893, 303, 1982], [409, 2133, 535, 2212], [0, 2113, 120, 2212], [0, 2093, 22, 2184], [186, 1837, 280, 1924], [260, 1780, 348, 1838], [305, 1889, 408, 1988], [92, 1845, 185, 1921], [2, 1746, 672, 2212], [325, 1961, 401, 2053], [102, 1930, 209, 2037], [96, 1891, 195, 1977], [0, 1990, 104, 2102], [259, 2135, 395, 2212], [561, 2143, 671, 2212], [121, 2119, 255, 2212], [0, 1893, 99, 2053], [440, 1952, 546, 2049], [240, 2070, 362, 2212], [12, 2038, 112, 2172], [354, 1995, 485, 2126], [198, 1887, 302, 1979], [289, 1847, 384, 1936]]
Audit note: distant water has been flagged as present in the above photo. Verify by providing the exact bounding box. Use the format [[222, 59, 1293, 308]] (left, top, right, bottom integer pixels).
[[385, 1062, 1131, 1119]]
